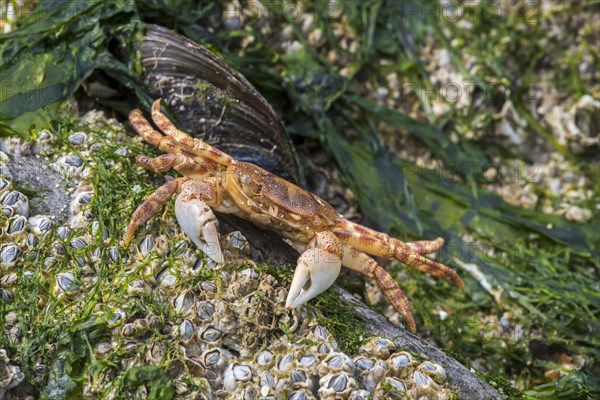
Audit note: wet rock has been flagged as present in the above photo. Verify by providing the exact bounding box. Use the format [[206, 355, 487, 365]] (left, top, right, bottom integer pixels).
[[4, 156, 69, 222]]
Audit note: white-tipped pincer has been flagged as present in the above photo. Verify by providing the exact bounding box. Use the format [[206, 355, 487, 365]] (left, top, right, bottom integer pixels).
[[175, 196, 224, 263], [285, 248, 341, 310]]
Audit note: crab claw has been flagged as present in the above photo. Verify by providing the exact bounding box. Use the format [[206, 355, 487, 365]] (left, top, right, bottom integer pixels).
[[285, 248, 341, 310], [175, 195, 224, 263]]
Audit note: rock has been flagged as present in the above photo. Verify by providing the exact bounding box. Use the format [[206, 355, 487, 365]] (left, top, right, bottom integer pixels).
[[4, 156, 69, 222]]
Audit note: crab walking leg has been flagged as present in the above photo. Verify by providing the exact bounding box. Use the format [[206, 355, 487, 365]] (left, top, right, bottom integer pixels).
[[334, 221, 464, 289], [393, 245, 464, 288], [286, 232, 343, 310], [150, 99, 234, 166], [130, 109, 189, 156], [334, 220, 444, 256], [124, 178, 185, 246], [342, 245, 416, 332], [129, 108, 229, 169], [174, 179, 225, 263], [406, 237, 445, 255], [136, 154, 216, 179]]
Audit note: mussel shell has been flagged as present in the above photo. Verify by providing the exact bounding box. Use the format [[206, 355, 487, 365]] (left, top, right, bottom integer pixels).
[[137, 24, 302, 183]]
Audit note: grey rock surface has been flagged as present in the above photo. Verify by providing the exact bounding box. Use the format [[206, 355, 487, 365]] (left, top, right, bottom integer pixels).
[[5, 155, 69, 222]]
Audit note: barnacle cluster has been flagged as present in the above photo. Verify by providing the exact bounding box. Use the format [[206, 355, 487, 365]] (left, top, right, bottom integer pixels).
[[0, 349, 24, 398], [0, 113, 457, 399]]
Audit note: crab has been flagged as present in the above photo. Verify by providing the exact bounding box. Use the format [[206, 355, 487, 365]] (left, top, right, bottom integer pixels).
[[124, 99, 464, 332]]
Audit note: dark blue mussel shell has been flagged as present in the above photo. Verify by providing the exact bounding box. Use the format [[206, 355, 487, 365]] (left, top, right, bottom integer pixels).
[[138, 24, 302, 183]]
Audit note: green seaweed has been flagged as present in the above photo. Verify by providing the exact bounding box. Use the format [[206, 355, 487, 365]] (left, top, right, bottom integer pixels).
[[0, 0, 146, 137], [526, 371, 600, 400], [314, 289, 367, 355], [116, 366, 175, 400]]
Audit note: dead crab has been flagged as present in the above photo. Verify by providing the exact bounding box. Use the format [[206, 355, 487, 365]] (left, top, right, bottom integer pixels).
[[124, 99, 464, 332]]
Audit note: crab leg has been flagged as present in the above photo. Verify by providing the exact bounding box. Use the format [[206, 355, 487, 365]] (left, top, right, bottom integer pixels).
[[342, 245, 416, 332], [129, 106, 231, 168], [136, 153, 179, 174], [286, 231, 343, 310], [124, 178, 185, 246], [334, 220, 464, 289], [150, 99, 234, 166], [136, 153, 216, 179], [334, 220, 443, 256], [406, 237, 445, 254]]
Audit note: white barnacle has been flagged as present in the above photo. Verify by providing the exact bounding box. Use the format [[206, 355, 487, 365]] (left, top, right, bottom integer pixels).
[[419, 361, 447, 383], [196, 301, 215, 320], [414, 370, 433, 387], [288, 390, 309, 400], [290, 369, 307, 384], [298, 355, 317, 367], [2, 191, 28, 217], [28, 215, 53, 235], [173, 292, 193, 314], [56, 226, 70, 239], [0, 244, 19, 267], [139, 234, 155, 256], [7, 216, 26, 235], [1, 289, 14, 303], [349, 390, 371, 400], [200, 326, 222, 342], [389, 351, 414, 370], [26, 234, 38, 248], [56, 273, 78, 293], [223, 364, 253, 391], [260, 370, 275, 389], [108, 247, 119, 263], [0, 178, 10, 192], [327, 373, 348, 392], [68, 132, 87, 146], [256, 350, 273, 367], [156, 267, 178, 288], [386, 377, 406, 395], [276, 353, 294, 373], [319, 372, 356, 397], [202, 348, 231, 370], [203, 349, 222, 367], [200, 281, 216, 292], [410, 370, 441, 398], [322, 352, 354, 373], [179, 320, 195, 341], [318, 343, 332, 354], [361, 337, 396, 359], [70, 237, 88, 249], [313, 326, 329, 341]]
